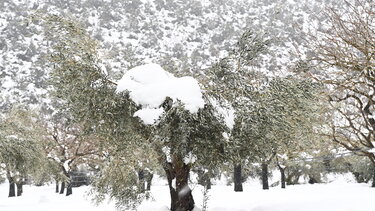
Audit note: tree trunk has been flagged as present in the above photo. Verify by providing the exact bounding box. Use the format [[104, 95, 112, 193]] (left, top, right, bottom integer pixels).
[[198, 170, 211, 190], [372, 168, 375, 188], [262, 163, 269, 190], [8, 178, 15, 197], [277, 164, 286, 189], [163, 155, 195, 211], [286, 168, 301, 185], [66, 182, 72, 196], [164, 163, 178, 211], [64, 171, 72, 196], [59, 181, 65, 194], [16, 182, 23, 196], [6, 169, 16, 197], [308, 175, 318, 184], [206, 177, 211, 190], [280, 168, 286, 189], [323, 158, 331, 172], [138, 169, 145, 193], [234, 164, 243, 192], [146, 173, 153, 191], [353, 172, 365, 183], [56, 181, 59, 193]]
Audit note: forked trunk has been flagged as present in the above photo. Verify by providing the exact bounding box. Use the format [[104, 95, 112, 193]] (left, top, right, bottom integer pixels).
[[234, 164, 243, 192], [164, 156, 195, 211], [262, 163, 269, 190]]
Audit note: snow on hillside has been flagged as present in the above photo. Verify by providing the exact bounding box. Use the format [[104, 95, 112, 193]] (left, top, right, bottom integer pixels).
[[0, 176, 374, 211], [0, 0, 330, 112]]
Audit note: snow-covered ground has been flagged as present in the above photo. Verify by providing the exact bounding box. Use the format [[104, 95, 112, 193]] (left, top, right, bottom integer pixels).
[[0, 176, 374, 211]]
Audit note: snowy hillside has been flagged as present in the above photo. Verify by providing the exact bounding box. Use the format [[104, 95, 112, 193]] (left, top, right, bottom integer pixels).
[[0, 0, 333, 112]]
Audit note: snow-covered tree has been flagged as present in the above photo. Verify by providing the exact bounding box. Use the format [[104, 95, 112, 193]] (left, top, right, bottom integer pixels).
[[38, 14, 228, 211]]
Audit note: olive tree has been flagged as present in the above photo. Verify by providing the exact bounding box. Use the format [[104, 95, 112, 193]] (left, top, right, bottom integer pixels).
[[36, 14, 228, 211], [0, 106, 46, 197], [204, 29, 271, 192]]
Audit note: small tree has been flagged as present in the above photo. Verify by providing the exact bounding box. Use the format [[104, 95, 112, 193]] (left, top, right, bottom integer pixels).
[[232, 77, 321, 189], [204, 29, 271, 192], [44, 117, 100, 196], [0, 106, 46, 197]]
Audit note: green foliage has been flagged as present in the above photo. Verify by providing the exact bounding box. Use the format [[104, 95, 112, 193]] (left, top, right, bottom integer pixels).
[[35, 14, 155, 206], [335, 155, 374, 183], [234, 29, 271, 67], [90, 156, 147, 210], [0, 106, 47, 181], [156, 100, 227, 167], [230, 76, 322, 166], [33, 13, 140, 140], [347, 157, 374, 183], [204, 29, 270, 107], [90, 137, 159, 210]]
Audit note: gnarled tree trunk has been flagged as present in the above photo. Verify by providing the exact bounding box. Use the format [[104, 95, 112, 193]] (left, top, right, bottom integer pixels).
[[163, 155, 195, 211], [234, 163, 243, 192]]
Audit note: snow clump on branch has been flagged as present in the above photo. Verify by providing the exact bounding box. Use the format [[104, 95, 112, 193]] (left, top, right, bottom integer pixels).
[[116, 63, 205, 124]]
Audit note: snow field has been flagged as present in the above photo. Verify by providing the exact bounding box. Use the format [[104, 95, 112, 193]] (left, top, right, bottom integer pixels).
[[1, 175, 374, 211]]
